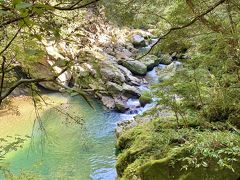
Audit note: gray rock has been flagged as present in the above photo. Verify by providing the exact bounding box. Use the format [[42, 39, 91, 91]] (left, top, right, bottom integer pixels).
[[116, 119, 138, 138], [115, 49, 133, 60], [132, 34, 147, 48], [158, 54, 172, 65], [122, 83, 140, 98], [100, 62, 125, 83], [157, 62, 181, 81], [101, 96, 115, 109], [119, 60, 147, 76], [106, 81, 123, 95], [117, 65, 141, 86]]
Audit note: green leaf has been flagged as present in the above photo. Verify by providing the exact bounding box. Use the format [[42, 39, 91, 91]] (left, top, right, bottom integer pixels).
[[32, 7, 44, 15], [15, 2, 32, 10]]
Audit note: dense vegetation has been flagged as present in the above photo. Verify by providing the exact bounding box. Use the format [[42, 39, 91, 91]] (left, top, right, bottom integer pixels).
[[112, 0, 240, 179], [0, 0, 240, 179]]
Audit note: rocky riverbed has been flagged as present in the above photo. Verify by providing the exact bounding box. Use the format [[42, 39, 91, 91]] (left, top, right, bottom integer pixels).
[[28, 29, 176, 113]]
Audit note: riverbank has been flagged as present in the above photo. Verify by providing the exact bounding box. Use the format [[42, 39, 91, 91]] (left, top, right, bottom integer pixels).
[[116, 106, 240, 180]]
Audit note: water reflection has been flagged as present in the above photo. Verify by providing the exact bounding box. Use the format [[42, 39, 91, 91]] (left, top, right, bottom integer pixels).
[[3, 95, 124, 179]]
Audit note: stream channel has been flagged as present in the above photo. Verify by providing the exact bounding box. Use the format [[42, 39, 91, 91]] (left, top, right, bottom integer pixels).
[[0, 62, 168, 180]]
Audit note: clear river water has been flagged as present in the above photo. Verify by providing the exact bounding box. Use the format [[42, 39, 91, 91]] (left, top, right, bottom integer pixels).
[[0, 63, 167, 180], [1, 95, 133, 179]]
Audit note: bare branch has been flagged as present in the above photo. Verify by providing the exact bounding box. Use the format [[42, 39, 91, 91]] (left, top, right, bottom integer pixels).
[[0, 27, 22, 55], [0, 13, 34, 28], [0, 65, 69, 104], [54, 0, 100, 10], [0, 56, 6, 97]]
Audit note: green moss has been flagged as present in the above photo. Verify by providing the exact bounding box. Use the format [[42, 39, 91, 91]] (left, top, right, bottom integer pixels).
[[116, 115, 240, 179], [139, 91, 153, 106]]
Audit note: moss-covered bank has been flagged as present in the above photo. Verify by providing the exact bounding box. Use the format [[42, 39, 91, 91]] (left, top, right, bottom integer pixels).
[[116, 109, 240, 180]]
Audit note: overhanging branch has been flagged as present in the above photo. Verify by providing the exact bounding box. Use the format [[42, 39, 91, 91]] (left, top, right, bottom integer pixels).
[[0, 64, 69, 104], [138, 0, 227, 59], [0, 27, 22, 55], [54, 0, 100, 10]]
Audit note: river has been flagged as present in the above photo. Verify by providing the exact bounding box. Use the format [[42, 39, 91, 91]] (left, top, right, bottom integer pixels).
[[0, 63, 167, 180]]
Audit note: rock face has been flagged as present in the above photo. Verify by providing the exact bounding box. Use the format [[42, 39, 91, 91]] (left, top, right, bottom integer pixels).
[[120, 60, 147, 76]]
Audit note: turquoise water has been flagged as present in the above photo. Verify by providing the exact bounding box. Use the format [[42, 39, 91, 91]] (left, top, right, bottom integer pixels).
[[0, 63, 164, 180], [1, 94, 129, 179]]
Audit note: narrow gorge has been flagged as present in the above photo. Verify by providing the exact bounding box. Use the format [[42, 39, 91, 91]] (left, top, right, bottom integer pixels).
[[0, 0, 240, 180]]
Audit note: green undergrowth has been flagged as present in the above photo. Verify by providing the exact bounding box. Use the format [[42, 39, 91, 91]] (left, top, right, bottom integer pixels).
[[116, 114, 240, 180]]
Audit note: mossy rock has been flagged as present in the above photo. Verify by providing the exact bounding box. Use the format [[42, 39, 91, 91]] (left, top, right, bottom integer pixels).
[[139, 91, 153, 106], [158, 54, 172, 65], [139, 95, 152, 107], [140, 55, 160, 71], [139, 158, 240, 180], [106, 81, 123, 95], [115, 100, 128, 113], [132, 34, 147, 48], [116, 116, 240, 180], [120, 60, 147, 76]]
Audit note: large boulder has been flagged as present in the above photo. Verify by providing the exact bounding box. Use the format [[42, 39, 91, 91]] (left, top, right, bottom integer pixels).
[[29, 61, 63, 91], [106, 81, 123, 95], [132, 34, 147, 48], [140, 55, 160, 71], [158, 54, 172, 65], [117, 65, 141, 86], [100, 61, 125, 83], [119, 60, 147, 76]]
